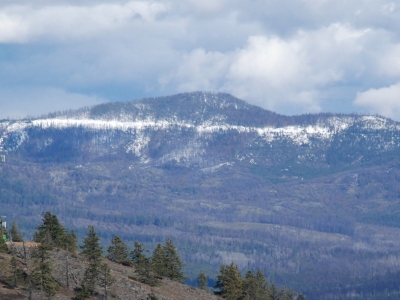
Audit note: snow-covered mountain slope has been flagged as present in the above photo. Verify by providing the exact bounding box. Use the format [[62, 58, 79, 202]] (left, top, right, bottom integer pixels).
[[0, 92, 399, 167]]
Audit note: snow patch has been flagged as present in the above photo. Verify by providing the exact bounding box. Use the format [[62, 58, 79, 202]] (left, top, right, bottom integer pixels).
[[201, 162, 234, 173], [125, 133, 150, 156]]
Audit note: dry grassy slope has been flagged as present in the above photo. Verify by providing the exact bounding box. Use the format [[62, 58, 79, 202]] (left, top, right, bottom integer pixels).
[[0, 244, 220, 300]]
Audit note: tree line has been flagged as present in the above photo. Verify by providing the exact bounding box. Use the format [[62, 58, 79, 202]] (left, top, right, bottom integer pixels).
[[211, 262, 306, 300], [0, 212, 306, 299], [0, 212, 188, 299]]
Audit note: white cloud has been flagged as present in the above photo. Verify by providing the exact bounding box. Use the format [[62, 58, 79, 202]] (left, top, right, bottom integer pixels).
[[1, 0, 400, 117], [354, 83, 400, 121], [0, 87, 104, 119], [378, 44, 400, 77], [0, 1, 168, 43], [161, 23, 373, 114]]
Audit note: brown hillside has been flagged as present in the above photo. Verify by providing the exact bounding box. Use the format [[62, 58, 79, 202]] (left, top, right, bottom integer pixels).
[[0, 243, 220, 300]]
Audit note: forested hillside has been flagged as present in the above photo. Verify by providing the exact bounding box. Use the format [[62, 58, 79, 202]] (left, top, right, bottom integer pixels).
[[1, 92, 400, 299], [0, 212, 305, 300]]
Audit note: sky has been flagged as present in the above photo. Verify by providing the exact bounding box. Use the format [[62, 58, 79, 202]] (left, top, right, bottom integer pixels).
[[1, 1, 400, 120]]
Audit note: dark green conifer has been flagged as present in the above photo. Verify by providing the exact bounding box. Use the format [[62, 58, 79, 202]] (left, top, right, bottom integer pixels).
[[82, 262, 100, 296], [10, 256, 23, 288], [80, 225, 103, 261], [241, 270, 257, 300], [33, 212, 63, 244], [31, 244, 59, 299], [80, 225, 103, 295], [280, 288, 294, 300], [131, 241, 157, 285], [270, 283, 280, 300], [73, 284, 91, 300], [162, 239, 186, 282], [0, 226, 8, 253], [107, 235, 130, 265], [151, 243, 166, 278], [33, 212, 66, 249], [255, 269, 270, 299], [241, 269, 269, 300], [64, 230, 78, 253], [214, 262, 242, 300], [10, 221, 23, 242], [98, 262, 114, 300], [197, 270, 208, 290]]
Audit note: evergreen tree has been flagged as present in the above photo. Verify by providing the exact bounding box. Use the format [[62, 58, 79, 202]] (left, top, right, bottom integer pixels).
[[162, 239, 186, 282], [280, 288, 294, 300], [80, 225, 103, 261], [270, 284, 280, 300], [107, 235, 130, 265], [197, 270, 208, 290], [151, 243, 166, 278], [255, 269, 270, 300], [64, 230, 78, 253], [131, 241, 157, 285], [0, 226, 8, 253], [82, 262, 100, 296], [98, 262, 114, 300], [10, 221, 23, 242], [10, 256, 24, 288], [80, 225, 103, 295], [33, 213, 76, 251], [241, 270, 258, 300], [73, 284, 91, 300], [31, 244, 59, 299], [215, 262, 242, 300], [241, 270, 269, 300], [0, 254, 6, 277], [33, 212, 66, 249]]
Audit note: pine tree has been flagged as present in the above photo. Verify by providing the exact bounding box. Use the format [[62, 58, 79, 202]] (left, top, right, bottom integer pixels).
[[82, 262, 100, 296], [64, 230, 78, 253], [131, 241, 157, 285], [280, 288, 294, 300], [33, 214, 76, 252], [0, 254, 6, 277], [73, 284, 91, 300], [240, 269, 269, 300], [10, 221, 23, 242], [255, 269, 270, 300], [98, 262, 114, 300], [241, 270, 258, 300], [151, 243, 166, 278], [80, 225, 103, 261], [215, 262, 242, 300], [270, 283, 280, 300], [80, 225, 103, 295], [10, 256, 23, 288], [33, 212, 66, 249], [107, 235, 130, 265], [197, 270, 208, 290], [162, 239, 186, 282], [0, 226, 8, 253], [31, 244, 59, 299]]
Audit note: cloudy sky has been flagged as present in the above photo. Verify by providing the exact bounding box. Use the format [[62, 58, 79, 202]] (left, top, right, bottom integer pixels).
[[1, 0, 400, 120]]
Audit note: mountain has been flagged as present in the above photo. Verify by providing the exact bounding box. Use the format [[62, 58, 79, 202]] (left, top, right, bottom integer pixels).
[[1, 91, 400, 299]]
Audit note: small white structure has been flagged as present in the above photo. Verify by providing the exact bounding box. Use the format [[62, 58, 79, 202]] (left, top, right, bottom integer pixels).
[[0, 155, 4, 163], [0, 216, 6, 229]]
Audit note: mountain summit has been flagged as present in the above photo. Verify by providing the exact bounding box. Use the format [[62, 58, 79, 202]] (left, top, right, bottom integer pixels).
[[1, 91, 399, 168], [1, 92, 400, 299]]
